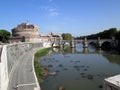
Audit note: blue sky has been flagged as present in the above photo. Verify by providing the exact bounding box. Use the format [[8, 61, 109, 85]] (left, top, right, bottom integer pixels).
[[1, 0, 120, 36]]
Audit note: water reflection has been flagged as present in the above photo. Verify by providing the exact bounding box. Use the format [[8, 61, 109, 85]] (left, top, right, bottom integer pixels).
[[40, 44, 120, 90], [52, 44, 100, 54], [51, 44, 120, 65], [82, 48, 89, 54], [102, 53, 120, 65]]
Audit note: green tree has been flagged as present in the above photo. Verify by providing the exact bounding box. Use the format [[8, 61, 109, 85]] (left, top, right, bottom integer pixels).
[[79, 28, 117, 39], [62, 33, 72, 40], [0, 30, 11, 43], [104, 28, 117, 38], [115, 31, 120, 40]]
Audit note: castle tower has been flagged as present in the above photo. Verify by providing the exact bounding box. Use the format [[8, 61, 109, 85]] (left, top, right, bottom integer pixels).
[[12, 22, 40, 42]]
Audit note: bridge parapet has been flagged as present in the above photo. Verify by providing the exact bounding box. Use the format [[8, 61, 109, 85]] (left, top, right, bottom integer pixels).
[[50, 37, 117, 48]]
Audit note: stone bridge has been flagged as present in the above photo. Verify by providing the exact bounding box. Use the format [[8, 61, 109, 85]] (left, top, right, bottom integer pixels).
[[51, 37, 117, 48]]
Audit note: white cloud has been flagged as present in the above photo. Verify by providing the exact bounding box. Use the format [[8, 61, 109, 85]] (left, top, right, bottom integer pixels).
[[48, 7, 59, 16], [39, 5, 59, 17], [49, 11, 59, 16], [49, 0, 53, 2], [40, 6, 49, 10], [49, 8, 56, 12]]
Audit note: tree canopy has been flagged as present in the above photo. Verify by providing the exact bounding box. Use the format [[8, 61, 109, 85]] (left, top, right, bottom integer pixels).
[[0, 30, 11, 43], [62, 33, 72, 40], [76, 28, 119, 39], [115, 31, 120, 40]]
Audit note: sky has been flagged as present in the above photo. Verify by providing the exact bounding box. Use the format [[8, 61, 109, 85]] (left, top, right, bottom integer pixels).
[[1, 0, 120, 36]]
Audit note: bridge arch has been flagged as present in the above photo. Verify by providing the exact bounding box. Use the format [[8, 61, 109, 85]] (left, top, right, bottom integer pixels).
[[51, 42, 60, 47], [101, 41, 112, 50], [51, 43, 55, 47], [88, 41, 97, 47]]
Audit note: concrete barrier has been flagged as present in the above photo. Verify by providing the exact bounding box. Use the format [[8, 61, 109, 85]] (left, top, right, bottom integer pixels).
[[0, 45, 3, 62], [0, 45, 9, 90], [104, 75, 120, 90]]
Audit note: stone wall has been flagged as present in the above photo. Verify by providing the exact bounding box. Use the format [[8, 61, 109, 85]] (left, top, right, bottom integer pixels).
[[0, 42, 43, 90], [7, 43, 43, 77], [0, 45, 9, 90]]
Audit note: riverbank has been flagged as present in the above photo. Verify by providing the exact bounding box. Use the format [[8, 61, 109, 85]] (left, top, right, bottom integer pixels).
[[34, 48, 51, 83]]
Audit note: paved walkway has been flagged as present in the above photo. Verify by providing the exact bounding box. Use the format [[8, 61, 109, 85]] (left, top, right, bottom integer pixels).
[[8, 48, 40, 90]]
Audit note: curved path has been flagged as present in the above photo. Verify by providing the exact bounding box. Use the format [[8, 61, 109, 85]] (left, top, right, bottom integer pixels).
[[8, 48, 41, 90]]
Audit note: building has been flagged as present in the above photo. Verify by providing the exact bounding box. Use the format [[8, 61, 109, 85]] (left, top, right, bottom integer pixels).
[[11, 22, 41, 42], [11, 22, 63, 43]]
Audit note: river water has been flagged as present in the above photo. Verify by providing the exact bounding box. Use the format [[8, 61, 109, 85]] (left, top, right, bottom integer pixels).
[[39, 44, 120, 90]]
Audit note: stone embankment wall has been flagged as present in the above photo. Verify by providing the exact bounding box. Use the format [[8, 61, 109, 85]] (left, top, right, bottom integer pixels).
[[7, 43, 43, 76], [0, 42, 47, 90], [0, 46, 3, 89]]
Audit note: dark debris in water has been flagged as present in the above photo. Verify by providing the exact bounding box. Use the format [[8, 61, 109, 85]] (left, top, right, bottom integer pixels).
[[55, 70, 60, 72], [70, 60, 73, 63], [73, 65, 90, 72], [80, 73, 95, 80], [59, 64, 63, 67], [63, 68, 68, 70], [87, 74, 94, 80], [98, 85, 103, 88], [80, 72, 85, 75], [83, 68, 87, 71], [47, 64, 53, 67]]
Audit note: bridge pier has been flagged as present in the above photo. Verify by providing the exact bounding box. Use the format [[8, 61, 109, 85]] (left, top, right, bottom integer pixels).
[[97, 37, 102, 48], [83, 37, 88, 48], [83, 48, 89, 53], [111, 36, 116, 48], [70, 40, 76, 48], [59, 43, 64, 48]]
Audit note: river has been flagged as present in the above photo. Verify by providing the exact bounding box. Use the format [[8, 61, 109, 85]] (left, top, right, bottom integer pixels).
[[39, 44, 120, 90]]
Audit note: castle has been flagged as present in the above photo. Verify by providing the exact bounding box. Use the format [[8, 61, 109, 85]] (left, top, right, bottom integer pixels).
[[11, 22, 62, 42]]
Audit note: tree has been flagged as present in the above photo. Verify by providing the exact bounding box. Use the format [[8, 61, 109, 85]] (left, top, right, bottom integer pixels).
[[104, 28, 117, 38], [62, 33, 72, 40], [0, 30, 11, 43], [115, 31, 120, 40], [78, 28, 118, 39]]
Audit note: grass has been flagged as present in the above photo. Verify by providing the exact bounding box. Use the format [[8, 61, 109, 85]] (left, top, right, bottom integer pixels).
[[34, 48, 51, 83], [35, 48, 50, 58]]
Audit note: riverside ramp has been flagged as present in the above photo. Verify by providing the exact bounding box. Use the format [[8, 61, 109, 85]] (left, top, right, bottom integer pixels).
[[7, 48, 41, 90], [0, 42, 47, 90]]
